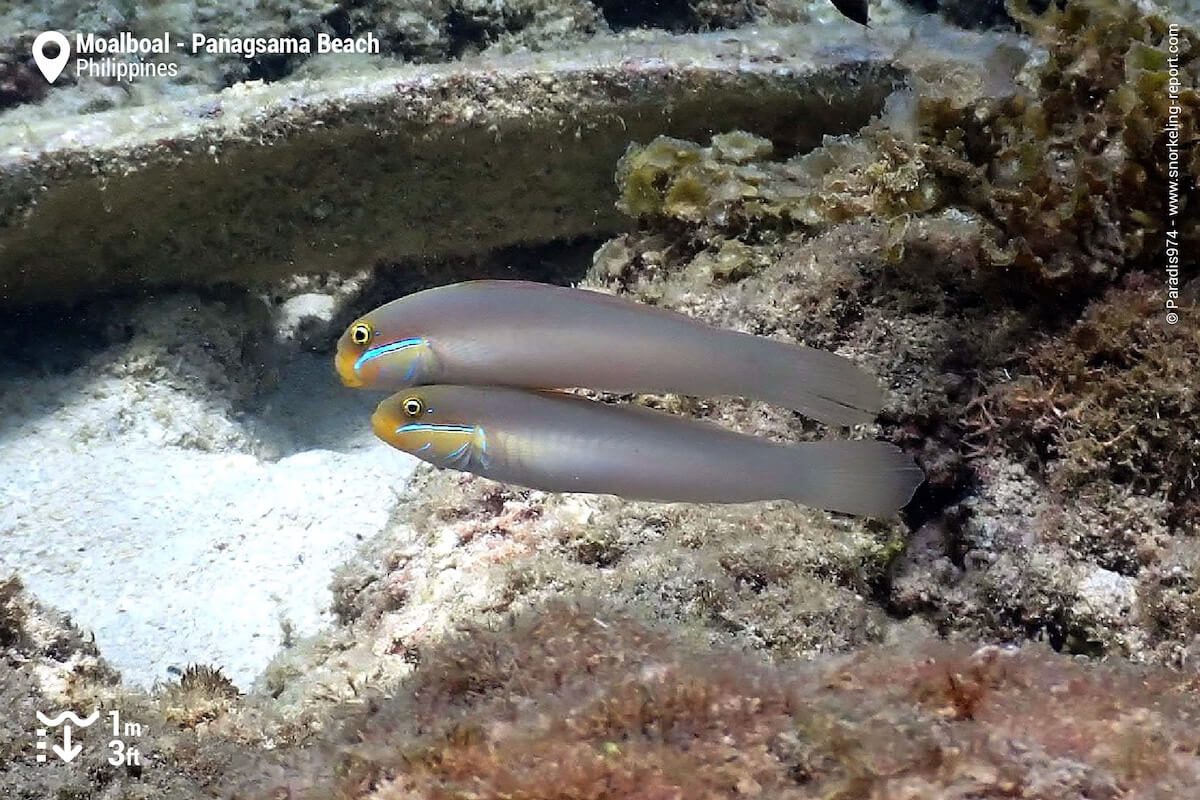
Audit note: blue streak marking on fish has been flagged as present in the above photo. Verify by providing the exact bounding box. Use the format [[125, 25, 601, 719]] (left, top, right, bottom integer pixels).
[[473, 427, 491, 469], [354, 337, 426, 373], [396, 423, 477, 434]]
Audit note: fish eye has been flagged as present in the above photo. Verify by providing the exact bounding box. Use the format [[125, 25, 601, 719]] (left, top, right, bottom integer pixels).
[[350, 322, 372, 346], [401, 396, 424, 417]]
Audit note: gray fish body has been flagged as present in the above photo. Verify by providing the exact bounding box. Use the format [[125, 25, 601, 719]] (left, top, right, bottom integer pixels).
[[376, 386, 923, 516], [356, 281, 884, 426]]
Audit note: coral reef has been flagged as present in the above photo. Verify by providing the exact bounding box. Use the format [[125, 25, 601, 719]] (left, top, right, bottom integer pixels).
[[984, 275, 1198, 516], [278, 462, 910, 721], [615, 126, 944, 233], [598, 0, 1199, 669], [7, 577, 1200, 798], [235, 603, 1200, 799], [617, 0, 1199, 291], [920, 0, 1199, 287], [890, 275, 1199, 666]]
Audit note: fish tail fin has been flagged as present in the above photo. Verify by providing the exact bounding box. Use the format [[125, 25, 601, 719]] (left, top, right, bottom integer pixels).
[[782, 440, 923, 516], [748, 340, 885, 426]]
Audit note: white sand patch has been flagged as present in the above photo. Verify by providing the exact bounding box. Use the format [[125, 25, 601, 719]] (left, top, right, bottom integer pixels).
[[0, 345, 416, 689]]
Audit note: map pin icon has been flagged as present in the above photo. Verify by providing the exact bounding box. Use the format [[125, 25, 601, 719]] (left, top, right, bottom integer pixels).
[[32, 31, 70, 84]]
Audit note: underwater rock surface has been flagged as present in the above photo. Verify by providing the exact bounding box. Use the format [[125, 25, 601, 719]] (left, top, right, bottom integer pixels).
[[0, 15, 1036, 305]]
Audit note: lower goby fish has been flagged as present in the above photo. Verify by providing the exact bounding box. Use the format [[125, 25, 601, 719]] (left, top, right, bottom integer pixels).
[[372, 385, 924, 516]]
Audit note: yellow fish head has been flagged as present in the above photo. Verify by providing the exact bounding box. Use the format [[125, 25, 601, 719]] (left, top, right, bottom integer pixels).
[[372, 390, 484, 470], [335, 317, 435, 389]]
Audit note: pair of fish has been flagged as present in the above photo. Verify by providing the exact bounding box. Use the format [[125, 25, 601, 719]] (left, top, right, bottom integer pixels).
[[335, 281, 922, 516]]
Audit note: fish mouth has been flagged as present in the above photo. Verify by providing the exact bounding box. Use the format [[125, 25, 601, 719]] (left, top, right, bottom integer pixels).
[[370, 406, 397, 443], [335, 348, 365, 387]]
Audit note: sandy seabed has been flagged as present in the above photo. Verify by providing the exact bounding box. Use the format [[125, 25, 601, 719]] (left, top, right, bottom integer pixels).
[[0, 294, 417, 688]]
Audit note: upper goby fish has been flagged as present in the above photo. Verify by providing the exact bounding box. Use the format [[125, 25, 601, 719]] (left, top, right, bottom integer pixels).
[[372, 385, 924, 516], [337, 281, 885, 426]]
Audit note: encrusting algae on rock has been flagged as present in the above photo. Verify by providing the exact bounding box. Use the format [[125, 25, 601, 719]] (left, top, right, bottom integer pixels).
[[918, 0, 1199, 286], [617, 0, 1198, 291], [981, 275, 1199, 523], [616, 126, 944, 230], [229, 603, 1200, 799], [598, 0, 1200, 671]]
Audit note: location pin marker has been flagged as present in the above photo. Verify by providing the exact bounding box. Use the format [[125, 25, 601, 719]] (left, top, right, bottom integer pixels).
[[32, 31, 70, 84]]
